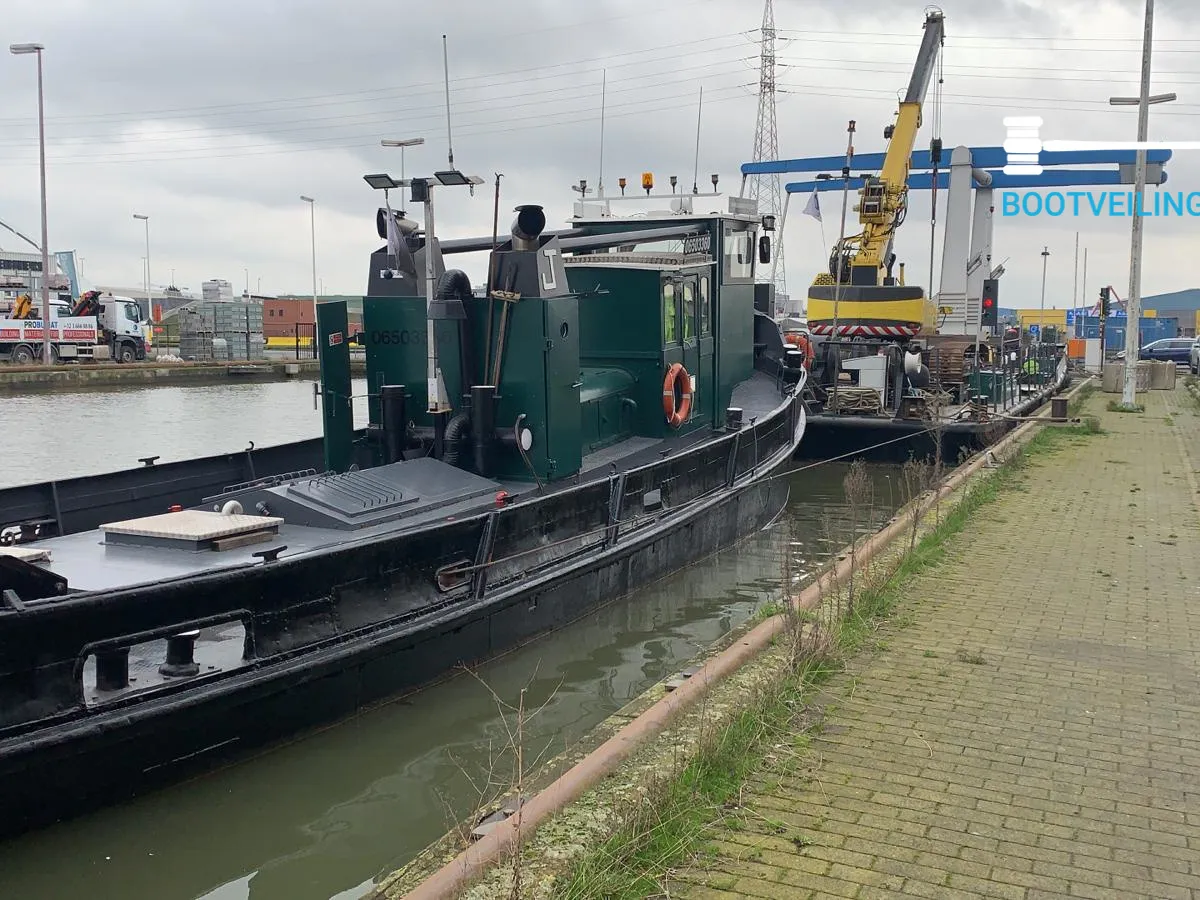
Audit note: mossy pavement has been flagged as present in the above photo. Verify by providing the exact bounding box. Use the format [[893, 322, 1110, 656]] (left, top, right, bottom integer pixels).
[[670, 386, 1200, 899]]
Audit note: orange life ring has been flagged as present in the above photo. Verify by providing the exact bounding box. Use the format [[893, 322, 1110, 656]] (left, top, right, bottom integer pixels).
[[662, 362, 693, 428], [783, 331, 814, 370]]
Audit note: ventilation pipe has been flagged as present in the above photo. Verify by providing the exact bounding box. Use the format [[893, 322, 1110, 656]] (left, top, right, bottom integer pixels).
[[511, 205, 546, 251]]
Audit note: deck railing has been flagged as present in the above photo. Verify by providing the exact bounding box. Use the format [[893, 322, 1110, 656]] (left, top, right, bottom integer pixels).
[[814, 337, 1064, 419], [962, 341, 1062, 418]]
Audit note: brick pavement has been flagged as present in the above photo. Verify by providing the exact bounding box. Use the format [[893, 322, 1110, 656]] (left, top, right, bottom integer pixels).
[[671, 385, 1200, 900]]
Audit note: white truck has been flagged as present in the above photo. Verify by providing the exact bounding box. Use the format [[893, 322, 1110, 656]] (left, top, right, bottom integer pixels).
[[0, 292, 149, 364]]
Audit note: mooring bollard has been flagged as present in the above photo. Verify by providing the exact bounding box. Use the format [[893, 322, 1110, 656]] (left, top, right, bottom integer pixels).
[[159, 629, 202, 678], [95, 647, 131, 692]]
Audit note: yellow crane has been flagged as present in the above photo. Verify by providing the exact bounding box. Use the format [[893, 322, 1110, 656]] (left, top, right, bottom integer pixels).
[[11, 294, 35, 320], [807, 9, 945, 340]]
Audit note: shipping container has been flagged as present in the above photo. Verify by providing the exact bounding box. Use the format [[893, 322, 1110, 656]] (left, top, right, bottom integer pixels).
[[1073, 316, 1178, 350]]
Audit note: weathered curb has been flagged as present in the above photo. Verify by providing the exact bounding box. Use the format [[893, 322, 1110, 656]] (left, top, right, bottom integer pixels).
[[390, 377, 1089, 900]]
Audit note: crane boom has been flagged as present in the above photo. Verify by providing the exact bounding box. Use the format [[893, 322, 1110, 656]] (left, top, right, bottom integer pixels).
[[904, 12, 945, 104], [852, 10, 945, 286], [0, 215, 43, 253], [806, 10, 945, 341]]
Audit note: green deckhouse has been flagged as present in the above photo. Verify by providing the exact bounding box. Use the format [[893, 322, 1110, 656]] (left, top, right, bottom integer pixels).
[[318, 185, 797, 487]]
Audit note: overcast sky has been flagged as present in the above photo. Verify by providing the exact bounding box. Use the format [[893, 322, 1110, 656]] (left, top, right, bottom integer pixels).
[[2, 0, 1198, 310]]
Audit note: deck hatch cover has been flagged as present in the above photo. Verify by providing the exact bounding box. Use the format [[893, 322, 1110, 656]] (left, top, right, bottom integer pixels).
[[284, 469, 417, 517], [276, 458, 502, 529], [100, 510, 283, 551]]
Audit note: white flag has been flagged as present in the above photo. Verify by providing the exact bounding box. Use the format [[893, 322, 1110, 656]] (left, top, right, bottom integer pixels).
[[802, 186, 822, 222], [384, 193, 403, 264]]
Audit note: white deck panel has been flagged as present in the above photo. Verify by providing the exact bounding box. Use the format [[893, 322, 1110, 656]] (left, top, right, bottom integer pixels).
[[0, 546, 51, 562], [99, 510, 283, 541]]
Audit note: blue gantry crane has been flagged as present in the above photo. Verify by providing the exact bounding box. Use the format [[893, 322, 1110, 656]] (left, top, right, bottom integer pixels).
[[742, 145, 1170, 337]]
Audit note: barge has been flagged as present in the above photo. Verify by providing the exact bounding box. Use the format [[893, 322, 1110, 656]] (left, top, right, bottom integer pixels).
[[795, 336, 1069, 463], [0, 175, 808, 837]]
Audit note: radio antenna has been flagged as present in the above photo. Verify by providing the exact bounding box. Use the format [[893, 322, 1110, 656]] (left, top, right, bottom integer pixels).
[[692, 85, 704, 194], [442, 34, 454, 167], [597, 69, 607, 199]]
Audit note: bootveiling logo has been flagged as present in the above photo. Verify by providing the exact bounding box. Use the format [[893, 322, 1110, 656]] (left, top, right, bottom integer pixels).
[[1000, 116, 1200, 217]]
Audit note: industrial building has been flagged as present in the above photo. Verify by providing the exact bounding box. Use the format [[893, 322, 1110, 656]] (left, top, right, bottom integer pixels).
[[0, 250, 71, 306]]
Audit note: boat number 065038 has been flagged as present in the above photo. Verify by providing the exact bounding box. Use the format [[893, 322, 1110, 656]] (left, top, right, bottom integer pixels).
[[368, 329, 424, 346]]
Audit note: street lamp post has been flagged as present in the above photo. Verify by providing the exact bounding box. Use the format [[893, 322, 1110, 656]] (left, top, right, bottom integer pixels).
[[381, 138, 425, 184], [1109, 0, 1174, 408], [10, 41, 51, 366], [1039, 246, 1050, 343], [300, 196, 317, 342], [133, 214, 151, 318]]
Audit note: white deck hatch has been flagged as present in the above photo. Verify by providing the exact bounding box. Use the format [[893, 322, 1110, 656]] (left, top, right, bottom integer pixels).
[[100, 510, 284, 550]]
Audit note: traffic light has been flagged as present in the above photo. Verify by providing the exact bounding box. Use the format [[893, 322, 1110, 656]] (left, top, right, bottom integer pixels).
[[1099, 286, 1111, 317], [981, 278, 999, 327]]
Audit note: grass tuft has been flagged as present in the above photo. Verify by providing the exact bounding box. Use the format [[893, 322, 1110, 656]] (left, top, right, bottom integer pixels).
[[552, 414, 1095, 900], [1107, 399, 1144, 413], [1068, 381, 1098, 416]]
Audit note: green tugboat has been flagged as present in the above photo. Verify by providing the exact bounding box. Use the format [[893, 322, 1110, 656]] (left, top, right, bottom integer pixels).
[[0, 169, 808, 838]]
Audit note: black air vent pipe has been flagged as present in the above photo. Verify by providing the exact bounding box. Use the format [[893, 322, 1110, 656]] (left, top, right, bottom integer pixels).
[[441, 413, 471, 468], [471, 384, 497, 476], [431, 269, 471, 320], [512, 205, 547, 251], [380, 384, 407, 464]]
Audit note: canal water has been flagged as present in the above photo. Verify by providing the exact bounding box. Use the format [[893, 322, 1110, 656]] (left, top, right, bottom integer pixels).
[[0, 378, 370, 489], [0, 383, 903, 900]]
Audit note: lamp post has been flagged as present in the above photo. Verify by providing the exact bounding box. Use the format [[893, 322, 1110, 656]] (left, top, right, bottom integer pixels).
[[300, 195, 317, 340], [1039, 246, 1050, 343], [1109, 0, 1174, 407], [381, 137, 425, 184], [10, 41, 51, 366], [363, 169, 482, 414], [133, 214, 151, 318]]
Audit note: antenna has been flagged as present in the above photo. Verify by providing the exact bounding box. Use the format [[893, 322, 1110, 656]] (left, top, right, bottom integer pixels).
[[749, 0, 786, 304], [597, 69, 607, 199], [442, 34, 454, 167], [692, 86, 704, 194]]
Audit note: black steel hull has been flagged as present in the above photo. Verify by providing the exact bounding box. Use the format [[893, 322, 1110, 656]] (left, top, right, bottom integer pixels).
[[796, 415, 1003, 464], [0, 399, 802, 839]]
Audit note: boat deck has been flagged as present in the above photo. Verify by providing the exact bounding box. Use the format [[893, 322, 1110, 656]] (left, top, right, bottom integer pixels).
[[25, 373, 787, 597]]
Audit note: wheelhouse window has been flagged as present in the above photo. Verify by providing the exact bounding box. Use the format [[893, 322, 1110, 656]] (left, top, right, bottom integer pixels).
[[699, 277, 711, 335], [682, 281, 696, 341], [663, 282, 679, 345], [724, 227, 754, 282]]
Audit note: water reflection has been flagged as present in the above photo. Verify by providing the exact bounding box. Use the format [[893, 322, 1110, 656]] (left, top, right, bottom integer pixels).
[[0, 379, 369, 489]]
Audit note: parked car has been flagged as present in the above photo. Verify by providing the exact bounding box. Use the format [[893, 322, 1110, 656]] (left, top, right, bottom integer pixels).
[[1116, 338, 1194, 365], [1190, 337, 1200, 374]]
